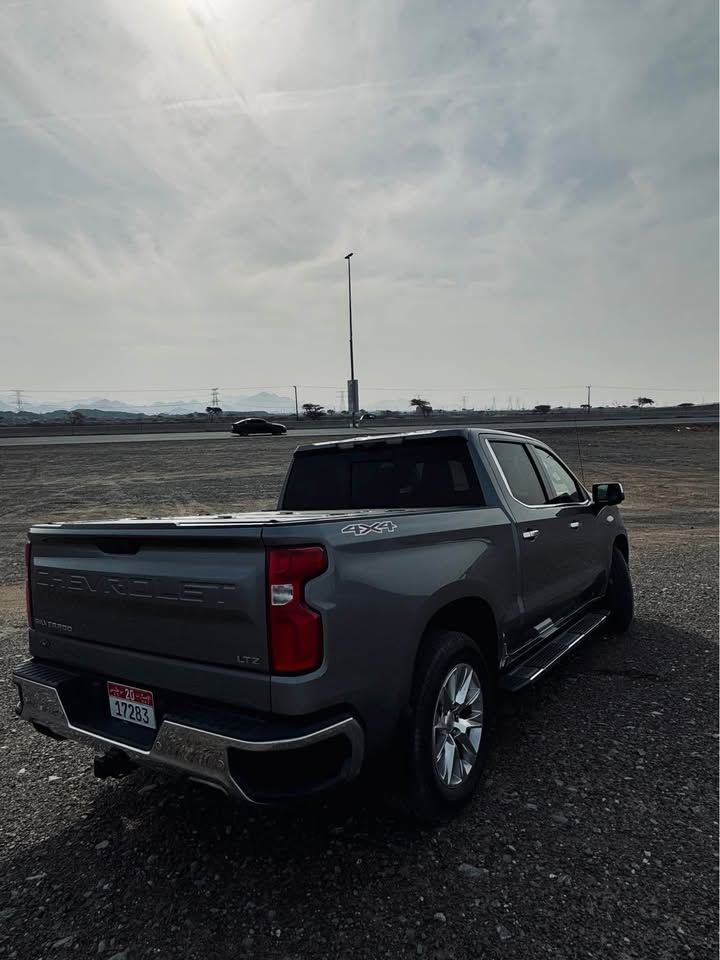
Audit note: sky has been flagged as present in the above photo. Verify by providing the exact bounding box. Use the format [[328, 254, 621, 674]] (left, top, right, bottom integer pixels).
[[0, 0, 717, 413]]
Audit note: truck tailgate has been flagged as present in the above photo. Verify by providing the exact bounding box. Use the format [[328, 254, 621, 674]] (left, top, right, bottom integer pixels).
[[29, 525, 269, 672]]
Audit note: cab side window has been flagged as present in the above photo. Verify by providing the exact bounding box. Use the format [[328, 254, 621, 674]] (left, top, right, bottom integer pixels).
[[533, 447, 584, 504], [489, 441, 546, 505]]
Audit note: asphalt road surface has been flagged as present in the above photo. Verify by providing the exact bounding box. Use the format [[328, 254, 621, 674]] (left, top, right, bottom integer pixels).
[[0, 414, 717, 446]]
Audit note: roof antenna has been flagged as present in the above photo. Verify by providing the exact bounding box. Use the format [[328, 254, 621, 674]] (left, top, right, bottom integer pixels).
[[574, 416, 586, 484]]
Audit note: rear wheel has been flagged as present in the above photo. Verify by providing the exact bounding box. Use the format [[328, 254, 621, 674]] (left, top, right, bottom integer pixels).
[[395, 629, 494, 822], [606, 546, 634, 633]]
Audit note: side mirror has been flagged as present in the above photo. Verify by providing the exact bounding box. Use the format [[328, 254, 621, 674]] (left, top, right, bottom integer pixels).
[[592, 482, 625, 506]]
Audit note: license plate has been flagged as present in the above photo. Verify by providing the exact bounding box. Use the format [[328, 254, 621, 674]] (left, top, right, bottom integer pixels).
[[107, 682, 156, 729]]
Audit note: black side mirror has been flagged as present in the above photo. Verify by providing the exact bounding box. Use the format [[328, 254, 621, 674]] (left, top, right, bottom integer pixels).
[[592, 482, 625, 506]]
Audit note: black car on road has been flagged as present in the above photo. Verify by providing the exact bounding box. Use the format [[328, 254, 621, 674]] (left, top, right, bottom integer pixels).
[[231, 418, 287, 436]]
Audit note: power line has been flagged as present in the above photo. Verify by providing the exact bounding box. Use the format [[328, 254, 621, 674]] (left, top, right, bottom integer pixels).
[[0, 383, 714, 395]]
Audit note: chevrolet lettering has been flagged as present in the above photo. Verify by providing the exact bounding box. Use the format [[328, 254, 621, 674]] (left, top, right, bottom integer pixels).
[[35, 569, 237, 606]]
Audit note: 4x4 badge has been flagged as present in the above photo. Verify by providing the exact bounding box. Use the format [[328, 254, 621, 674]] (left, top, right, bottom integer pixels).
[[341, 521, 398, 537]]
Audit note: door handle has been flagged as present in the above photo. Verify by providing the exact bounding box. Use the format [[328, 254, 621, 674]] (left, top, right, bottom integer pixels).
[[522, 529, 540, 541], [569, 521, 581, 529]]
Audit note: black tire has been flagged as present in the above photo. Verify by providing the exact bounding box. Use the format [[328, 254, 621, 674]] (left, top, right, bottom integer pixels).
[[395, 628, 494, 822], [606, 546, 634, 633]]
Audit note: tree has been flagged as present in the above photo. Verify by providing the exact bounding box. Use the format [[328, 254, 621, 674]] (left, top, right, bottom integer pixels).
[[636, 397, 655, 407], [69, 410, 85, 426], [410, 398, 433, 418], [205, 405, 223, 420], [302, 403, 326, 419], [534, 404, 551, 414]]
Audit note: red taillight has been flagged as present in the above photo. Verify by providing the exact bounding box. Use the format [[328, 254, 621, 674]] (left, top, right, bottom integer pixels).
[[267, 546, 327, 674], [24, 540, 33, 627]]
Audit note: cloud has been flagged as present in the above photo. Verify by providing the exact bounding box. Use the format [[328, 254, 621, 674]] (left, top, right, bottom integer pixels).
[[0, 0, 716, 408]]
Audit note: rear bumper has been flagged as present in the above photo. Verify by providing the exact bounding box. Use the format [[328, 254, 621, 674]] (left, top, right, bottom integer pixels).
[[12, 659, 364, 804]]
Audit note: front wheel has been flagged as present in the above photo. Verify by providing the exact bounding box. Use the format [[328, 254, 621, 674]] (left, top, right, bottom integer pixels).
[[396, 629, 494, 822], [606, 546, 634, 633]]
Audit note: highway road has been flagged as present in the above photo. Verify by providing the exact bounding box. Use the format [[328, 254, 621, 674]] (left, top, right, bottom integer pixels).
[[0, 415, 716, 446]]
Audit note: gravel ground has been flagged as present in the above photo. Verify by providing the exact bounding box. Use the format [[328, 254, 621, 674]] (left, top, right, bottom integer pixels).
[[0, 425, 717, 960]]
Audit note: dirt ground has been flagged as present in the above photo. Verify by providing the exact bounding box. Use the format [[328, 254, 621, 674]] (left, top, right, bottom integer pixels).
[[0, 424, 717, 960]]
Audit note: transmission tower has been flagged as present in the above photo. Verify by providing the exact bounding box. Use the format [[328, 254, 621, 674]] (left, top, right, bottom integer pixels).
[[14, 390, 23, 413], [211, 387, 220, 408], [462, 395, 468, 410]]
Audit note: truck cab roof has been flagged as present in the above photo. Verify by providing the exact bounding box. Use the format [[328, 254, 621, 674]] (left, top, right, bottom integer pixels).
[[296, 426, 539, 453]]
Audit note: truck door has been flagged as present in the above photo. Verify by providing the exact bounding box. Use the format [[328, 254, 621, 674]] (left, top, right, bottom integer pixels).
[[528, 443, 606, 609], [486, 439, 593, 643]]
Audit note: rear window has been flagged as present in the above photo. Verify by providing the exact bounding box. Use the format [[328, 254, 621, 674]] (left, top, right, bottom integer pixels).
[[282, 439, 484, 510]]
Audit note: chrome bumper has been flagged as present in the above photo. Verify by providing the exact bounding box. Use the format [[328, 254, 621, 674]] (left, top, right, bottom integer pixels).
[[12, 661, 364, 804]]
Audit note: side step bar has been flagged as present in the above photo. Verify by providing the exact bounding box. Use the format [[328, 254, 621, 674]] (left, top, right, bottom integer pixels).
[[500, 610, 610, 692]]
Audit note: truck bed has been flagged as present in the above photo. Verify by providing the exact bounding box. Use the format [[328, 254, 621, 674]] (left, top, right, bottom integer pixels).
[[26, 507, 441, 678]]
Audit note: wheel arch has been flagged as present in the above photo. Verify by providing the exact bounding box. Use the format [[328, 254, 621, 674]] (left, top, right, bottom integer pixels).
[[613, 533, 629, 565], [415, 596, 501, 685]]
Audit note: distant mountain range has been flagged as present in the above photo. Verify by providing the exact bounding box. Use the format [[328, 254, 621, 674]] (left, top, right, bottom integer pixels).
[[0, 392, 295, 416]]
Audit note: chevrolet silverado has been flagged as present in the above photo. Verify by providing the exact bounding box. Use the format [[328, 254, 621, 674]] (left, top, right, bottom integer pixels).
[[12, 428, 633, 820]]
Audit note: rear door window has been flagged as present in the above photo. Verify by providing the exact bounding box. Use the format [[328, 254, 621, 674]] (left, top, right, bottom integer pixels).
[[489, 441, 547, 505]]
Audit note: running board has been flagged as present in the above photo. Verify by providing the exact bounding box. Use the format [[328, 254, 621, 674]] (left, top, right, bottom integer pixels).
[[500, 610, 610, 692]]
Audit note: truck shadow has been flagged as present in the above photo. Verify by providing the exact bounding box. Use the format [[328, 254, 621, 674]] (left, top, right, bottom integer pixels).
[[1, 617, 716, 957]]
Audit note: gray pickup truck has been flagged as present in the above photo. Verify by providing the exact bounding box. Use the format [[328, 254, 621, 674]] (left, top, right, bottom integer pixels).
[[13, 428, 633, 820]]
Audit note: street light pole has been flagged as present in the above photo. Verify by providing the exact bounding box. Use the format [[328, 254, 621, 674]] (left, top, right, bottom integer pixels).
[[344, 252, 357, 428]]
